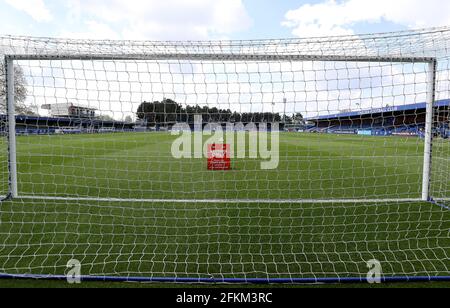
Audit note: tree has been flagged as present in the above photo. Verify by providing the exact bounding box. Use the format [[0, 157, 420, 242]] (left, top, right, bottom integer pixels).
[[293, 113, 304, 125], [124, 116, 133, 123], [0, 61, 33, 115], [137, 98, 283, 126], [137, 99, 182, 125], [283, 114, 293, 124], [98, 115, 114, 122]]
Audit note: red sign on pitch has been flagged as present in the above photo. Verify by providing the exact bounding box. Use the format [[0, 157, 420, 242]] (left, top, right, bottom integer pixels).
[[207, 144, 231, 171]]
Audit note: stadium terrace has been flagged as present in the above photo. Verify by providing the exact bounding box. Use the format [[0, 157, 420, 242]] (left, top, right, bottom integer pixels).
[[305, 99, 449, 138]]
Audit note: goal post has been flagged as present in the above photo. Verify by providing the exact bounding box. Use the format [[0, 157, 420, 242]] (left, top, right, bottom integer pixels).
[[3, 54, 439, 204], [0, 29, 449, 284], [5, 57, 17, 199], [422, 59, 437, 202]]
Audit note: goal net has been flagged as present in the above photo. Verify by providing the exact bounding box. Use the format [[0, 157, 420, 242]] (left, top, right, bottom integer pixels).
[[0, 28, 449, 283]]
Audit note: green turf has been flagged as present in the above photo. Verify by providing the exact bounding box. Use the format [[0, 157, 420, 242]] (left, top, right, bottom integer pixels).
[[0, 132, 448, 285], [0, 133, 7, 196], [10, 133, 431, 200]]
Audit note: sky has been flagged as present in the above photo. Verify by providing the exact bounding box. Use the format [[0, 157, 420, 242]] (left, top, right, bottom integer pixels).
[[1, 0, 449, 119], [1, 0, 450, 41]]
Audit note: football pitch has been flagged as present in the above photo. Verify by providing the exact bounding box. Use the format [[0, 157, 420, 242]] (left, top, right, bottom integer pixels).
[[0, 132, 449, 286]]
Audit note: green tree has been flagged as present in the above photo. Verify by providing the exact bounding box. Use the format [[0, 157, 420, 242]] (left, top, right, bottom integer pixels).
[[98, 115, 114, 122], [293, 113, 304, 125], [0, 62, 32, 115], [137, 98, 282, 126], [137, 99, 182, 125]]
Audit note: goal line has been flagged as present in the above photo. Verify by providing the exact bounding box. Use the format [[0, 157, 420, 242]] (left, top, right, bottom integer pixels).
[[16, 195, 426, 204]]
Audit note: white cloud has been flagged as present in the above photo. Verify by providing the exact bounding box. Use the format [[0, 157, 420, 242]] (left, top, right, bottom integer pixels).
[[60, 21, 121, 40], [63, 0, 252, 40], [282, 0, 450, 37], [4, 0, 52, 22]]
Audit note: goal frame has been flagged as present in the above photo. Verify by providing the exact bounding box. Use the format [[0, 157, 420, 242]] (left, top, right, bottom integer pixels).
[[3, 54, 439, 204], [2, 53, 449, 284]]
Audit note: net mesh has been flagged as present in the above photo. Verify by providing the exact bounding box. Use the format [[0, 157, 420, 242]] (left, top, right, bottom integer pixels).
[[0, 27, 449, 281]]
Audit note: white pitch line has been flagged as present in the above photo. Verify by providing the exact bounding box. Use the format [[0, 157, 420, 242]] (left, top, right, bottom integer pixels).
[[16, 195, 424, 204], [434, 157, 450, 162], [18, 155, 429, 161]]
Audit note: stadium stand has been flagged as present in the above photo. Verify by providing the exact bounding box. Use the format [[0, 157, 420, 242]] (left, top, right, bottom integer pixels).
[[306, 99, 450, 138], [0, 114, 134, 135]]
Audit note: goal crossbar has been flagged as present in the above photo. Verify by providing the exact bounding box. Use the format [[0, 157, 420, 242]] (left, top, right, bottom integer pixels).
[[5, 54, 437, 63]]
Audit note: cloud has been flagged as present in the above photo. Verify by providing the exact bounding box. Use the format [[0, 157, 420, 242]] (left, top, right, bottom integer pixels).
[[4, 0, 52, 22], [63, 0, 252, 40], [60, 21, 121, 40], [282, 0, 450, 37]]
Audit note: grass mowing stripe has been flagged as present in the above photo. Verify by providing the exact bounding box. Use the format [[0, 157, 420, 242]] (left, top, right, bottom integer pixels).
[[0, 132, 448, 283], [0, 199, 448, 279], [14, 133, 426, 200]]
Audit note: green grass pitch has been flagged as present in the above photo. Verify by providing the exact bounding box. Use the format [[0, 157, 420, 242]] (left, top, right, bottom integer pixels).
[[0, 132, 448, 287]]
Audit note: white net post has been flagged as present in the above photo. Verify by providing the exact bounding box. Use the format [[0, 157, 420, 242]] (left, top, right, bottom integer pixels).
[[422, 60, 437, 201], [5, 57, 17, 199]]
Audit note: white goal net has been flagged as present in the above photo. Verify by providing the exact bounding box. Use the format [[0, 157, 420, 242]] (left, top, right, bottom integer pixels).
[[0, 28, 449, 283]]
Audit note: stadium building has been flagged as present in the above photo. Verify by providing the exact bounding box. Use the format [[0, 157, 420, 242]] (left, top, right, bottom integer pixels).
[[305, 99, 450, 138], [41, 103, 97, 119]]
